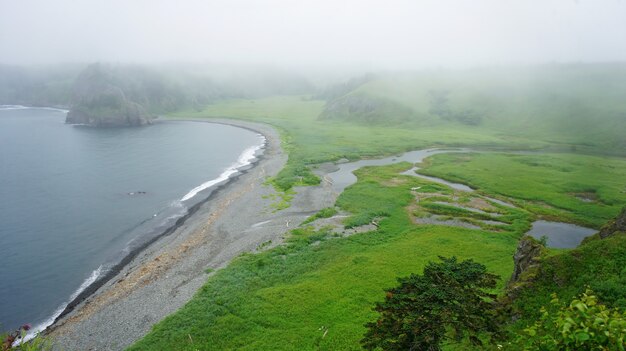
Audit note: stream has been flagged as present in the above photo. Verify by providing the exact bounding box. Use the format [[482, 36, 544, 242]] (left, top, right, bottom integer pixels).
[[325, 148, 596, 248]]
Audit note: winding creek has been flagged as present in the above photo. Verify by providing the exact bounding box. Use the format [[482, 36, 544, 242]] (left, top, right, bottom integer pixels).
[[325, 148, 596, 248]]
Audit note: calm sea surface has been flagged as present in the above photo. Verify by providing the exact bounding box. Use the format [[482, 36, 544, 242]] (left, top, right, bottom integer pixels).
[[0, 107, 263, 333]]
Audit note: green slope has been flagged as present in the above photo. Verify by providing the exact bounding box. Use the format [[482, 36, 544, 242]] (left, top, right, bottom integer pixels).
[[128, 164, 521, 351], [325, 64, 626, 155]]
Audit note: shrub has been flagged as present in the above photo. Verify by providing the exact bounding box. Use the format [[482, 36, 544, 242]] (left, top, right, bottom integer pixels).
[[521, 289, 626, 350], [362, 256, 501, 351], [2, 324, 50, 351]]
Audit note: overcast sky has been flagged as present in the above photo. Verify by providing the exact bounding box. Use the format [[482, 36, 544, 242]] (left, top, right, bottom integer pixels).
[[1, 0, 625, 68]]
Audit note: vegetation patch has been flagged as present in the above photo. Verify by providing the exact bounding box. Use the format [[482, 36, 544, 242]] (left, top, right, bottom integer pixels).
[[301, 207, 339, 225], [419, 152, 626, 227]]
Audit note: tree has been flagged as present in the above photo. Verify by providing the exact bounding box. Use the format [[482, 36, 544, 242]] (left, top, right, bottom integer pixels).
[[361, 256, 500, 351]]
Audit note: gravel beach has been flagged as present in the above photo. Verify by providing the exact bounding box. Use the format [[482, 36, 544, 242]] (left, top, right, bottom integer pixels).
[[48, 119, 337, 350]]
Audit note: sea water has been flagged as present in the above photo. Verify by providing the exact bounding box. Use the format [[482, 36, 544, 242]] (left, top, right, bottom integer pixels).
[[0, 107, 264, 333]]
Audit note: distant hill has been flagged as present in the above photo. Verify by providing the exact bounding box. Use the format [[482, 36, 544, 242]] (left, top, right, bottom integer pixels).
[[1, 62, 316, 125], [0, 64, 79, 107], [319, 64, 626, 153], [66, 64, 154, 127]]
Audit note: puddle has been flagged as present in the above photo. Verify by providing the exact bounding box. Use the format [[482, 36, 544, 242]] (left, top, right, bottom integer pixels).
[[527, 220, 596, 248]]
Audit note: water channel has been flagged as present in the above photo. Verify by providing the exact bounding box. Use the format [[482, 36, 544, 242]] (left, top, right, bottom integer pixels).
[[325, 148, 596, 248]]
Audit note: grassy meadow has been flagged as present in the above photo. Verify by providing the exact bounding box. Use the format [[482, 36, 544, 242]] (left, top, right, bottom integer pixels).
[[170, 96, 546, 190], [134, 66, 626, 350], [129, 164, 523, 351], [418, 152, 626, 227]]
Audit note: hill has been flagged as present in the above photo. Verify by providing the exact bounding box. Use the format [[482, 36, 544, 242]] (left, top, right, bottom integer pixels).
[[320, 64, 626, 155], [66, 64, 154, 127]]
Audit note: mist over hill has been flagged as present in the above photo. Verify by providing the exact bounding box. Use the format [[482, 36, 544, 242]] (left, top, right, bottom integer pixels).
[[0, 62, 316, 126], [318, 64, 626, 153]]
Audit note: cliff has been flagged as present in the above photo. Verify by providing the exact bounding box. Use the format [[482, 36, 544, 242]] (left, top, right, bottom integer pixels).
[[66, 64, 153, 127], [502, 207, 626, 323], [598, 206, 626, 239]]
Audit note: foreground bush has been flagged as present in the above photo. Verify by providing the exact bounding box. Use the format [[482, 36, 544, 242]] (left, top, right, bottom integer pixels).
[[2, 324, 50, 351], [521, 290, 626, 350], [362, 256, 501, 351]]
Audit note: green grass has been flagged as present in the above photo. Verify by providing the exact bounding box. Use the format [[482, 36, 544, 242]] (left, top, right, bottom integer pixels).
[[129, 164, 521, 351], [168, 65, 626, 190], [169, 96, 546, 190], [418, 152, 626, 227], [143, 66, 626, 349], [507, 234, 626, 334], [348, 65, 626, 155], [301, 207, 338, 225]]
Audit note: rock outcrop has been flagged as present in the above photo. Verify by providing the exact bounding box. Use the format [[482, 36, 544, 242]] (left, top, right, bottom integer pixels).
[[598, 206, 626, 239], [499, 236, 546, 319], [66, 63, 153, 127], [508, 235, 544, 285]]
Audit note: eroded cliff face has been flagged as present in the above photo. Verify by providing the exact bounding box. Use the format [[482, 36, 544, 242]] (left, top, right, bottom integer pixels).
[[508, 207, 626, 289], [508, 236, 544, 284], [502, 207, 626, 316], [598, 207, 626, 239], [66, 63, 152, 127]]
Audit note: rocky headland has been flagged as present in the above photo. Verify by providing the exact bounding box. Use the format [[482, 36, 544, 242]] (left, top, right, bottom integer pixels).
[[65, 63, 153, 127]]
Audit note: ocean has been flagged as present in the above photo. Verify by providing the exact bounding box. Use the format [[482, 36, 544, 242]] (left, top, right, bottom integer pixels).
[[0, 107, 264, 334]]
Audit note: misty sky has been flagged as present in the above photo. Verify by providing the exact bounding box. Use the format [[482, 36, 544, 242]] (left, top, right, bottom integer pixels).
[[1, 0, 625, 68]]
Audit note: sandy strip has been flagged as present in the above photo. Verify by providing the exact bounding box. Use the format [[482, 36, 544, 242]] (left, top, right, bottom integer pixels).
[[48, 118, 336, 350]]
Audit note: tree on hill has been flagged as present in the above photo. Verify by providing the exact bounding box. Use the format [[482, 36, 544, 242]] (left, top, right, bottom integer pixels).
[[361, 256, 501, 351]]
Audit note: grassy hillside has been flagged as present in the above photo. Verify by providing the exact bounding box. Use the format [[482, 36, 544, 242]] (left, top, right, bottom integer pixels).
[[129, 148, 626, 350], [143, 64, 626, 350], [171, 64, 626, 190], [129, 163, 522, 351], [171, 96, 546, 190], [324, 64, 626, 155], [130, 148, 626, 349], [509, 234, 626, 328]]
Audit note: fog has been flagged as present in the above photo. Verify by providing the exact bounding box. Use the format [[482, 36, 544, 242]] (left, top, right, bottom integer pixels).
[[1, 0, 625, 69]]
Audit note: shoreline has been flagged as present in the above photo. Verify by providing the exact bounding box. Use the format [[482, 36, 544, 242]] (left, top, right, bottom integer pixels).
[[48, 118, 336, 350], [51, 140, 266, 326]]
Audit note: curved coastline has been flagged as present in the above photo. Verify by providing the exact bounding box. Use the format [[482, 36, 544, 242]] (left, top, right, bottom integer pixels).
[[48, 118, 294, 350], [51, 142, 265, 325], [46, 118, 604, 349]]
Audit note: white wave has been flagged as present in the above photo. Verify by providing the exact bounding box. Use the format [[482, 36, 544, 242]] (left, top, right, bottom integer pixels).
[[251, 220, 272, 228], [39, 107, 69, 113], [0, 105, 28, 110], [18, 265, 105, 343], [0, 105, 68, 113], [180, 139, 265, 202]]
